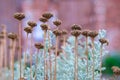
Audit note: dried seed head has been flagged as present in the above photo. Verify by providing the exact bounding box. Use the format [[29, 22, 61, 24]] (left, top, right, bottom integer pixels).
[[53, 19, 62, 26], [14, 12, 25, 21], [82, 29, 91, 37], [99, 38, 109, 45], [35, 43, 44, 49], [61, 29, 67, 35], [24, 27, 32, 33], [27, 21, 37, 28], [42, 12, 53, 19], [88, 31, 98, 38], [40, 24, 48, 31], [71, 30, 81, 37], [53, 29, 61, 36], [71, 24, 82, 30], [51, 46, 56, 50], [56, 49, 62, 56], [112, 66, 120, 75], [0, 33, 4, 39], [8, 32, 17, 40], [60, 38, 64, 43], [39, 17, 48, 23], [19, 77, 25, 80]]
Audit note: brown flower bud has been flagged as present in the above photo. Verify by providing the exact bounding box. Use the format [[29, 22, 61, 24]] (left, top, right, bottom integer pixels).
[[24, 27, 32, 33], [71, 30, 81, 37], [82, 29, 91, 37], [88, 31, 98, 38], [0, 33, 4, 39], [53, 19, 62, 26], [19, 78, 25, 80], [8, 32, 17, 40], [99, 38, 109, 45], [42, 12, 53, 19], [53, 29, 61, 36], [39, 17, 48, 23], [112, 66, 120, 75], [27, 21, 37, 28], [51, 46, 56, 50], [71, 24, 82, 30], [35, 43, 44, 49], [40, 24, 48, 31], [14, 12, 25, 21], [61, 30, 67, 35]]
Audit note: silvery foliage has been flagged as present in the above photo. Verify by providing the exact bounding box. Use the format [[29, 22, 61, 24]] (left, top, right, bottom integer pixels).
[[13, 29, 109, 80]]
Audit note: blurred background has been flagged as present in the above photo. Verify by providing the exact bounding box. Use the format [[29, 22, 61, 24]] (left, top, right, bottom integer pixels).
[[0, 0, 120, 77]]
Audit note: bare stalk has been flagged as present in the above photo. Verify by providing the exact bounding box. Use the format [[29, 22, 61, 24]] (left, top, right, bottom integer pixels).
[[100, 44, 103, 80], [85, 36, 89, 77], [44, 31, 47, 80], [54, 36, 58, 80], [11, 39, 16, 80], [18, 21, 22, 78], [91, 38, 95, 80], [74, 37, 78, 80], [30, 34, 33, 80]]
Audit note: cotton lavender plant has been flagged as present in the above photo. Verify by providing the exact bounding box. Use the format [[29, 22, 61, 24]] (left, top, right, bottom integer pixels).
[[17, 28, 108, 80], [0, 12, 109, 80]]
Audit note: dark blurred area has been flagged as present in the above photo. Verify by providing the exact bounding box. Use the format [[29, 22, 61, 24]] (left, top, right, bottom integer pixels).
[[0, 0, 120, 76]]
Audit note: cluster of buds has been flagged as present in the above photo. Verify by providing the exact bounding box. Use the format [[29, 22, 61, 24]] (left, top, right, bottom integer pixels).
[[112, 66, 120, 75]]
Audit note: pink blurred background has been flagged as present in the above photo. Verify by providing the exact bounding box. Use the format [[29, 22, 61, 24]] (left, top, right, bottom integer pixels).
[[0, 0, 120, 51]]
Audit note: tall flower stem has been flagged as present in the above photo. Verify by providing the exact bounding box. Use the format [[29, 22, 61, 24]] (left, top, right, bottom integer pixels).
[[11, 39, 16, 80], [18, 21, 22, 78], [85, 36, 89, 77], [30, 34, 33, 80], [44, 31, 47, 80], [34, 49, 39, 80], [74, 37, 78, 80], [91, 38, 95, 80], [54, 36, 58, 80], [48, 30, 52, 80], [100, 44, 103, 80], [0, 39, 3, 69]]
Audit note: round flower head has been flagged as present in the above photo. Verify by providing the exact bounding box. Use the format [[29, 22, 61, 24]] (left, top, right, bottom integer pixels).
[[53, 29, 61, 36], [99, 38, 109, 45], [88, 31, 98, 38], [35, 43, 44, 49], [24, 27, 32, 33], [61, 29, 67, 35], [40, 23, 48, 31], [27, 21, 37, 28], [14, 12, 25, 21], [53, 19, 62, 27], [19, 78, 25, 80], [39, 17, 48, 23], [71, 24, 82, 30], [0, 33, 4, 39], [60, 38, 64, 43], [71, 30, 81, 37], [42, 12, 53, 19], [112, 66, 120, 75], [8, 32, 17, 40], [56, 49, 62, 56], [82, 29, 91, 37]]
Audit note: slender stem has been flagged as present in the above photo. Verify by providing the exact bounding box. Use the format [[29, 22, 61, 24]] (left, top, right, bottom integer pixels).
[[30, 34, 33, 80], [54, 36, 58, 80], [0, 40, 2, 69], [85, 37, 89, 77], [18, 21, 22, 78], [74, 37, 78, 80], [91, 38, 95, 80], [48, 30, 52, 80], [100, 44, 103, 80], [34, 49, 39, 80], [63, 36, 66, 57], [0, 39, 3, 69], [44, 31, 47, 80], [11, 40, 16, 80]]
